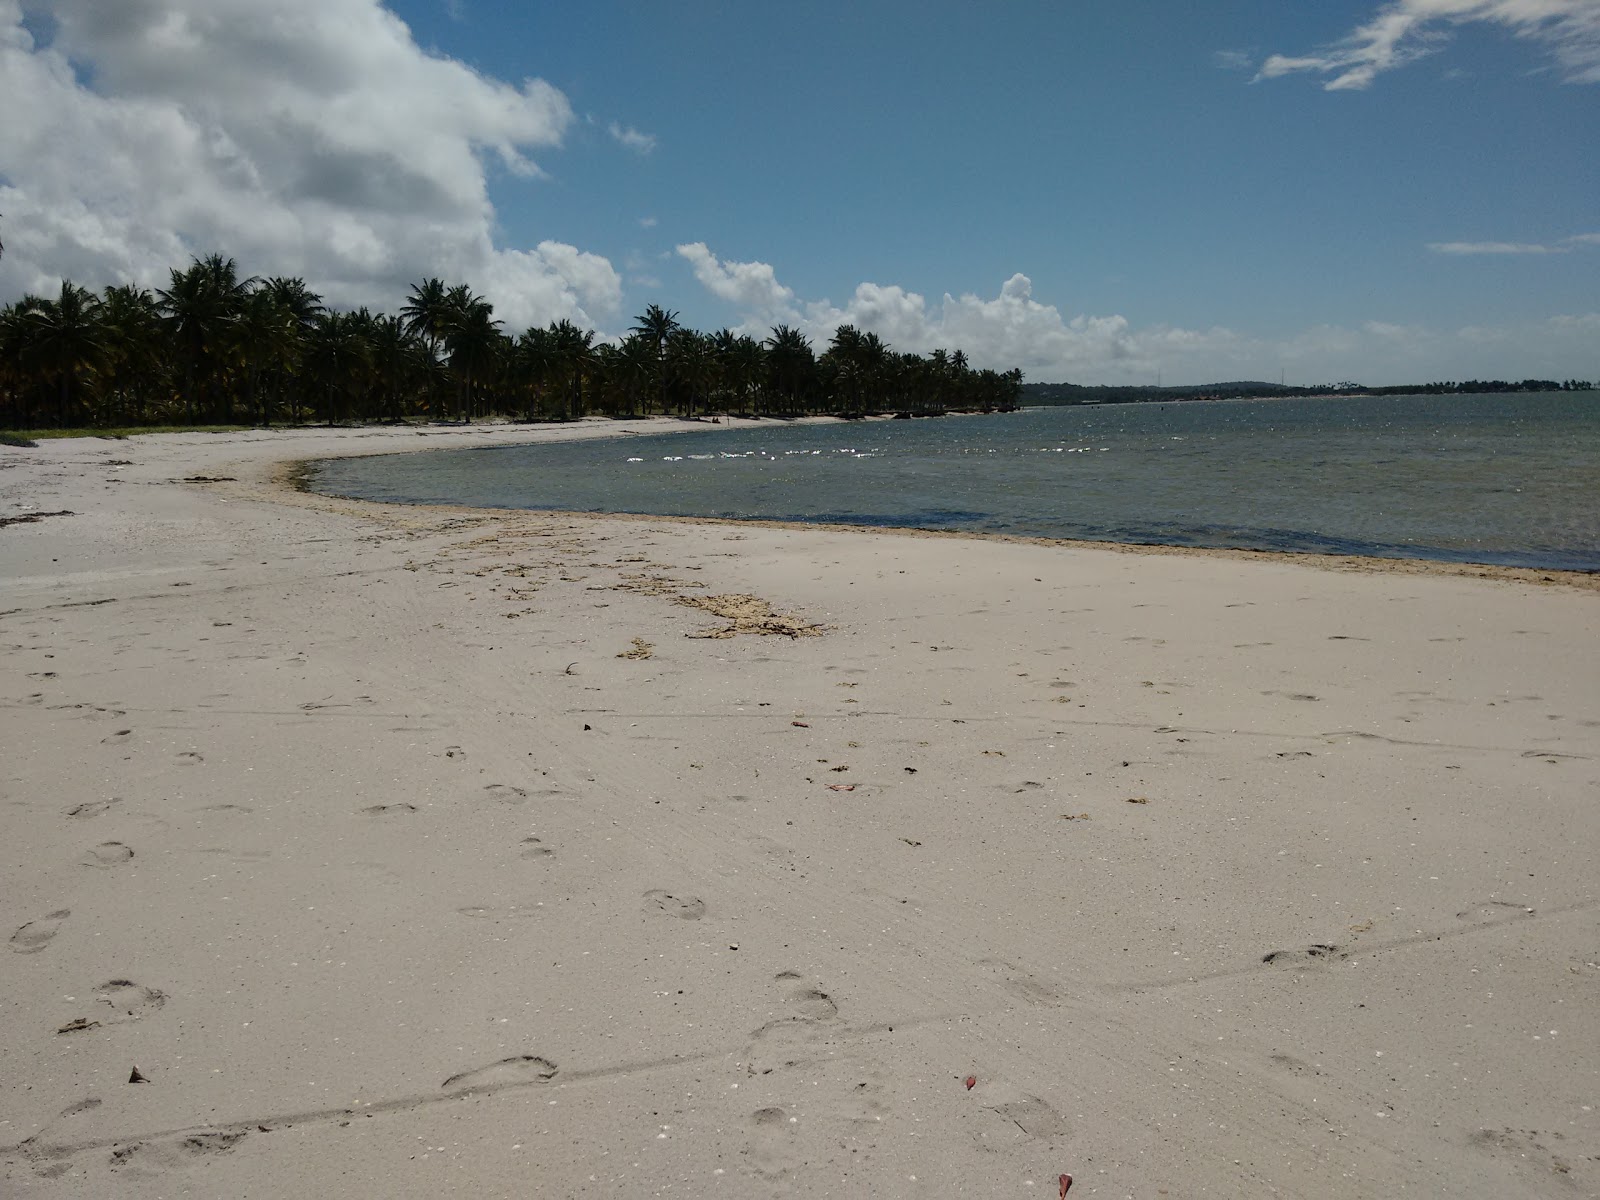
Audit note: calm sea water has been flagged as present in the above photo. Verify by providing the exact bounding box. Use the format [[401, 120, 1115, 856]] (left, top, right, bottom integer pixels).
[[309, 392, 1600, 571]]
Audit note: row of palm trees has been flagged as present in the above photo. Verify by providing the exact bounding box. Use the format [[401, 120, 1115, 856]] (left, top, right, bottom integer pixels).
[[0, 255, 1024, 431]]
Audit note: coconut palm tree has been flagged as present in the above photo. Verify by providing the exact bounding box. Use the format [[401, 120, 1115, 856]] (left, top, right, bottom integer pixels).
[[631, 304, 679, 415], [303, 310, 374, 424], [157, 254, 255, 422], [765, 325, 814, 415], [99, 284, 166, 425], [21, 282, 108, 427], [509, 325, 559, 421], [667, 328, 717, 419], [442, 288, 501, 421], [606, 333, 656, 417], [549, 319, 594, 420], [364, 315, 423, 422]]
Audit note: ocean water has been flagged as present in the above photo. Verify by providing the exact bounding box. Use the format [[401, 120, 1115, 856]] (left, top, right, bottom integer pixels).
[[308, 392, 1600, 572]]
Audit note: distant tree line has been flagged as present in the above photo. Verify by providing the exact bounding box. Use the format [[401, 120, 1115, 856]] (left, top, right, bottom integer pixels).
[[1024, 378, 1594, 406], [0, 255, 1024, 431]]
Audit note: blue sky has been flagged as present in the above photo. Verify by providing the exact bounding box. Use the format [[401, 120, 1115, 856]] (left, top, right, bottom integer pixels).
[[2, 0, 1597, 383]]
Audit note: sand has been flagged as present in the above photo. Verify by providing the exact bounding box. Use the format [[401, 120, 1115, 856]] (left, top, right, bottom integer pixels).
[[1, 421, 1596, 1199]]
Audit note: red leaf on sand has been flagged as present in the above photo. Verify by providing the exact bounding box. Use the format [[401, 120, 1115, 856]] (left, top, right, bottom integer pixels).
[[1059, 1173, 1073, 1196], [827, 783, 855, 792], [964, 1075, 976, 1090]]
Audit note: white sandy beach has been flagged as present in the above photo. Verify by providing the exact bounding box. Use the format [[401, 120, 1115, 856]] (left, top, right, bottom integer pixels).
[[1, 421, 1596, 1198]]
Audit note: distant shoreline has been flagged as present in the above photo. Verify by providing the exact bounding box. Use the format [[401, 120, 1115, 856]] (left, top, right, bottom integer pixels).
[[1024, 382, 1596, 407]]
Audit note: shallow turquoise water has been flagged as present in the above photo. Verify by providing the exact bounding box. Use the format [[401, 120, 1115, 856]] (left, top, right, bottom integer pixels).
[[309, 392, 1600, 571]]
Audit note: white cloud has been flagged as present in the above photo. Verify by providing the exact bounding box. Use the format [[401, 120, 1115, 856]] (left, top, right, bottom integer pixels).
[[638, 216, 658, 228], [1427, 231, 1600, 253], [675, 242, 796, 314], [1429, 240, 1560, 254], [1213, 49, 1256, 71], [1258, 0, 1600, 90], [608, 122, 657, 154], [0, 0, 622, 330], [678, 244, 1600, 384]]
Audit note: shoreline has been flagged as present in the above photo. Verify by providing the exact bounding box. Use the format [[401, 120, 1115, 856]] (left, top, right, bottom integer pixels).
[[3, 423, 1597, 1197], [274, 419, 1598, 592]]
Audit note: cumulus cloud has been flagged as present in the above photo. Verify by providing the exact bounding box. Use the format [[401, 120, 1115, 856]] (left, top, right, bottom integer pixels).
[[0, 0, 622, 330], [1257, 0, 1600, 90], [676, 242, 796, 314], [678, 244, 1600, 384], [608, 122, 657, 154], [1428, 231, 1600, 253]]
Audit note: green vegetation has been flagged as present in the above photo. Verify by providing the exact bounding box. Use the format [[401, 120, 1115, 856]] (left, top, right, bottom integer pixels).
[[7, 424, 257, 441], [1025, 378, 1595, 406], [0, 256, 1023, 432]]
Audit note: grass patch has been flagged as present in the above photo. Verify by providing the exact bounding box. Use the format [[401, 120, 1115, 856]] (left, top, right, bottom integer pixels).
[[10, 424, 262, 440]]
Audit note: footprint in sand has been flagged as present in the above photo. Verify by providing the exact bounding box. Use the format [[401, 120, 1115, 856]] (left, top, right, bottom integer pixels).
[[110, 1130, 246, 1173], [744, 1106, 801, 1181], [643, 890, 706, 920], [1261, 944, 1347, 967], [441, 1055, 558, 1092], [11, 909, 70, 954], [16, 1098, 102, 1175], [101, 729, 133, 745], [968, 1087, 1069, 1153], [66, 797, 122, 820], [783, 986, 838, 1022], [1268, 1052, 1326, 1078], [747, 974, 841, 1075], [519, 837, 554, 860], [977, 957, 1060, 1006], [97, 979, 167, 1021], [174, 751, 204, 765], [483, 783, 530, 804], [81, 842, 134, 868], [361, 803, 417, 816], [1467, 1127, 1585, 1186]]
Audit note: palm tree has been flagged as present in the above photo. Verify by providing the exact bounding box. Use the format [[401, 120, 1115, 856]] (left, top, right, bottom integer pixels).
[[509, 325, 558, 421], [442, 287, 501, 421], [99, 284, 165, 425], [765, 325, 814, 415], [400, 279, 450, 350], [303, 310, 374, 424], [367, 315, 422, 422], [549, 319, 593, 420], [21, 282, 108, 427], [255, 278, 323, 423], [610, 333, 657, 417], [157, 254, 255, 422], [667, 328, 716, 419], [401, 278, 454, 418], [631, 304, 679, 415]]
